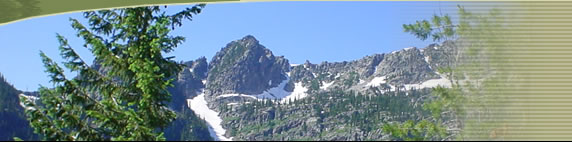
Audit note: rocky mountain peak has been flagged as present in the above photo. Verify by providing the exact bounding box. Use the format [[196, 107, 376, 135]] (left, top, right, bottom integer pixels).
[[239, 35, 259, 46], [206, 35, 290, 96]]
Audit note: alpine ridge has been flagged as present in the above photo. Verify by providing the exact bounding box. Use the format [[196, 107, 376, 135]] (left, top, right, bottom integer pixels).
[[180, 35, 459, 141]]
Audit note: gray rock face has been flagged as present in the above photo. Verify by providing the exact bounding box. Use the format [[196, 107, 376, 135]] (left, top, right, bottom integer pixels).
[[206, 35, 290, 96], [421, 40, 460, 70], [288, 46, 443, 92], [173, 57, 208, 99], [374, 47, 439, 85]]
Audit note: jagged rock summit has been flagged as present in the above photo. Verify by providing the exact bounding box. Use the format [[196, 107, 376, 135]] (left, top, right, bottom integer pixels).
[[206, 35, 290, 97]]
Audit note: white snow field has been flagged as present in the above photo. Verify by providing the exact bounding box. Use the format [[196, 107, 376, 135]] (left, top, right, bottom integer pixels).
[[215, 75, 310, 103], [365, 74, 451, 92], [18, 94, 38, 111], [280, 82, 309, 103], [188, 93, 233, 141], [320, 81, 334, 90], [366, 76, 388, 87], [403, 77, 451, 91]]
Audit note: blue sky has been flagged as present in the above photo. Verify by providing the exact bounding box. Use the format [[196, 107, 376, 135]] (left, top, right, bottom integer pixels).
[[0, 1, 458, 91]]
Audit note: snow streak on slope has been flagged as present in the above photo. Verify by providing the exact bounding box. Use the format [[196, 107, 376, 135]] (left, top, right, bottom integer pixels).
[[424, 56, 432, 69], [253, 77, 293, 99], [320, 81, 334, 90], [18, 94, 38, 111], [366, 76, 387, 87], [216, 94, 259, 100], [365, 74, 451, 92], [215, 74, 310, 103], [188, 93, 233, 141], [403, 77, 451, 90]]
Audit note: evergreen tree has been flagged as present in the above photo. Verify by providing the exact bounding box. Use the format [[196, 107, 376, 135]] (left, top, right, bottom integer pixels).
[[382, 5, 463, 141], [19, 5, 205, 141]]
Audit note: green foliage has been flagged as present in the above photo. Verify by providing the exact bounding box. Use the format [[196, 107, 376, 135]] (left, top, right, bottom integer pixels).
[[386, 5, 473, 141], [309, 79, 321, 92], [382, 120, 446, 141], [163, 106, 213, 141], [382, 84, 457, 141], [403, 13, 456, 42], [453, 5, 513, 140], [394, 4, 511, 141], [19, 5, 205, 141], [13, 137, 23, 141]]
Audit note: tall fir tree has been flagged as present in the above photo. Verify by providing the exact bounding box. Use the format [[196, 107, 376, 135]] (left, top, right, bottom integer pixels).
[[19, 4, 205, 141]]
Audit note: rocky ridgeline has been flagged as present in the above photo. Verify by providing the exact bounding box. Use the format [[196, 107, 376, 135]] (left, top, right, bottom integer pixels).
[[184, 35, 457, 99], [173, 34, 459, 107], [171, 35, 459, 140]]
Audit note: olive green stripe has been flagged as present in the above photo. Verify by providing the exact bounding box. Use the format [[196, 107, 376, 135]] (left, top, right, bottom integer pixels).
[[483, 129, 572, 131], [503, 61, 572, 63], [462, 124, 572, 127], [479, 89, 572, 91], [456, 37, 572, 39], [450, 69, 572, 71], [491, 49, 572, 51], [489, 108, 572, 111], [0, 0, 237, 25], [450, 65, 572, 67], [491, 45, 572, 47], [475, 82, 572, 84], [497, 93, 572, 95], [481, 100, 572, 103], [460, 112, 572, 115], [491, 93, 572, 95], [500, 97, 572, 99], [463, 105, 572, 107], [453, 41, 572, 43]]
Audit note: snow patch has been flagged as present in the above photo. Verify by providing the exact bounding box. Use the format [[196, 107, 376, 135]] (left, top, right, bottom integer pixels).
[[214, 76, 309, 102], [320, 81, 334, 90], [252, 77, 294, 100], [334, 73, 341, 79], [424, 56, 432, 69], [18, 94, 38, 111], [365, 76, 396, 92], [359, 79, 366, 84], [188, 93, 234, 141], [403, 77, 451, 90], [366, 76, 387, 87], [290, 64, 300, 67], [227, 103, 239, 106], [404, 47, 415, 51], [202, 80, 207, 85], [217, 94, 259, 100], [281, 82, 309, 103]]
